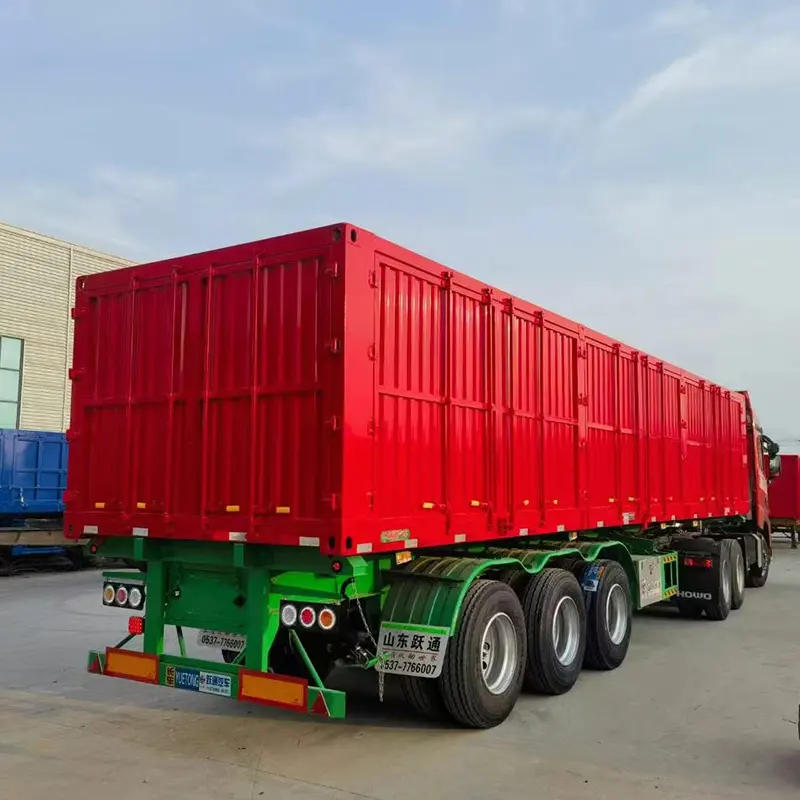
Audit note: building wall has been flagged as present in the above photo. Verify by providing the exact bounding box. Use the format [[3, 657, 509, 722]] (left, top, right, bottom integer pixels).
[[0, 222, 135, 432]]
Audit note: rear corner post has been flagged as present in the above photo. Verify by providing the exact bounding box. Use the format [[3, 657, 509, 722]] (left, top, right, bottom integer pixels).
[[245, 569, 279, 672], [143, 559, 166, 655]]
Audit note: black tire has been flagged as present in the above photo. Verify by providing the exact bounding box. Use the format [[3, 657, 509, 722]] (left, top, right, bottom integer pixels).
[[225, 630, 334, 679], [580, 560, 633, 671], [439, 579, 526, 729], [66, 547, 89, 570], [400, 675, 450, 722], [273, 631, 334, 680], [497, 567, 529, 598], [729, 540, 745, 610], [747, 549, 771, 588], [521, 568, 587, 695], [705, 541, 733, 621]]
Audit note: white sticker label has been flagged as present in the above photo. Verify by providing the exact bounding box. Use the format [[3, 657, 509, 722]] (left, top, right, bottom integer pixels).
[[375, 625, 449, 678], [199, 671, 233, 697]]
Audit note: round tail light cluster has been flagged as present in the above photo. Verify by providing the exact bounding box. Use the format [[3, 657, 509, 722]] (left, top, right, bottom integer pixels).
[[102, 581, 146, 609], [280, 602, 337, 632]]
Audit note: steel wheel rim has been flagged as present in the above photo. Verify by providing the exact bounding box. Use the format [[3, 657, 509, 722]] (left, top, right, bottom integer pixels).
[[552, 596, 581, 666], [722, 559, 732, 606], [605, 583, 628, 645], [734, 550, 745, 596], [480, 612, 518, 695]]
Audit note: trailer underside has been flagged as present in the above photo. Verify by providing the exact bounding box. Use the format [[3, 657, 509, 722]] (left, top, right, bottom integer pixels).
[[84, 520, 770, 727]]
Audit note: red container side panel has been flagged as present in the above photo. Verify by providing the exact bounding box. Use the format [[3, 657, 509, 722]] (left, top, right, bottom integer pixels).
[[769, 454, 800, 522], [343, 232, 752, 556], [65, 222, 754, 557], [66, 227, 346, 546]]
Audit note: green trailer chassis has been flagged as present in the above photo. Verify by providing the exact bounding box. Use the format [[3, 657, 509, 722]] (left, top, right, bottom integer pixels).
[[87, 534, 679, 720]]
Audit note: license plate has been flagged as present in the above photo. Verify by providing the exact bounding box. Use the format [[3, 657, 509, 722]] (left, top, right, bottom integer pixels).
[[375, 624, 449, 678], [165, 665, 233, 697], [196, 630, 247, 651]]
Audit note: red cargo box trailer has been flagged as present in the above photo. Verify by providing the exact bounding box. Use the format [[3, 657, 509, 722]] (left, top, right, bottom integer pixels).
[[64, 222, 758, 555], [68, 223, 779, 729], [769, 453, 799, 548]]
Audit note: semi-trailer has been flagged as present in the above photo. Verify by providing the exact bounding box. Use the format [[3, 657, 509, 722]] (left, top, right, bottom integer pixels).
[[0, 427, 87, 572], [65, 222, 780, 728], [769, 453, 799, 549]]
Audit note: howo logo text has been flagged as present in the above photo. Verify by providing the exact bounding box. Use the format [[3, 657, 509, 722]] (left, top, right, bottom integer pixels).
[[678, 590, 712, 601]]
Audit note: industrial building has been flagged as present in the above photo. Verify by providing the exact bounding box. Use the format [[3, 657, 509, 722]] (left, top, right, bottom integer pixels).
[[0, 222, 134, 432]]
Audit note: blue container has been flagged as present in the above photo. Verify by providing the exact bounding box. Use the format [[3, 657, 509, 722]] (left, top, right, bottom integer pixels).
[[0, 428, 68, 517]]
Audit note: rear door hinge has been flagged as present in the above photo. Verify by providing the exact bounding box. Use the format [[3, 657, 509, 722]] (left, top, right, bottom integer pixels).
[[368, 269, 378, 288]]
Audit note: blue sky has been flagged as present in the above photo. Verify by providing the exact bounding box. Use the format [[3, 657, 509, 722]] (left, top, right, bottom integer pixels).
[[2, 0, 800, 445]]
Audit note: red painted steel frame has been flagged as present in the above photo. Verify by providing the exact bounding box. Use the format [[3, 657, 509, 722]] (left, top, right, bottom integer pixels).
[[769, 454, 800, 523], [64, 222, 759, 557]]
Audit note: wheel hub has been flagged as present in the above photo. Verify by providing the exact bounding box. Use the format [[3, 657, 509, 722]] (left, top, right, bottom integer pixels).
[[552, 596, 580, 666], [722, 560, 731, 606], [605, 583, 628, 645], [480, 612, 518, 695]]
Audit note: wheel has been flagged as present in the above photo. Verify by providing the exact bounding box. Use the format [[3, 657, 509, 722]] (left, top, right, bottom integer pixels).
[[521, 568, 587, 695], [705, 541, 733, 621], [729, 540, 745, 610], [225, 631, 334, 679], [580, 560, 633, 671], [66, 547, 89, 570], [747, 548, 771, 588], [400, 675, 450, 722], [270, 630, 334, 680], [497, 567, 529, 598], [439, 579, 526, 729]]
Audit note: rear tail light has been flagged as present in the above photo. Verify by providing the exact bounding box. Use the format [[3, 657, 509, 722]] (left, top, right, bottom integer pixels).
[[318, 608, 336, 631], [128, 587, 144, 609], [280, 604, 298, 627], [102, 581, 146, 608], [683, 556, 714, 569], [128, 616, 145, 635], [299, 606, 316, 629]]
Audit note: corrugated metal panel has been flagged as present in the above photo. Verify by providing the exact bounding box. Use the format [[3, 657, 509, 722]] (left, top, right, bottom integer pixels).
[[0, 428, 68, 516], [64, 222, 759, 557], [66, 230, 342, 547], [0, 222, 134, 432], [770, 454, 800, 522]]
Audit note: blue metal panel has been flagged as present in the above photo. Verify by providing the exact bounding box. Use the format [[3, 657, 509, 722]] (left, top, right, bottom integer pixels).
[[0, 428, 68, 517], [10, 545, 67, 557]]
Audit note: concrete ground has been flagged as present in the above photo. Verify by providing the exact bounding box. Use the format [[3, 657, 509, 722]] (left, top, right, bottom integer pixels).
[[1, 548, 800, 800]]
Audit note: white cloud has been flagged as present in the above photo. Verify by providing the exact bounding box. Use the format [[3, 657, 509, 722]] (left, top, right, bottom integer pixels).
[[612, 29, 800, 123], [245, 47, 581, 192]]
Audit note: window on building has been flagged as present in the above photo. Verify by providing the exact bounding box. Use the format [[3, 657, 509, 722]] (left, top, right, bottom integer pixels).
[[0, 336, 23, 428]]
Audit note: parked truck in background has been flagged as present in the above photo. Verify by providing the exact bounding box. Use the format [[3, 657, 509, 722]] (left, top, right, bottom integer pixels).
[[769, 453, 799, 549], [0, 427, 88, 573], [65, 223, 781, 729]]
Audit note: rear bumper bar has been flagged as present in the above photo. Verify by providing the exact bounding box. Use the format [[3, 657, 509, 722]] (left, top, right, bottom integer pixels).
[[87, 648, 346, 718]]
